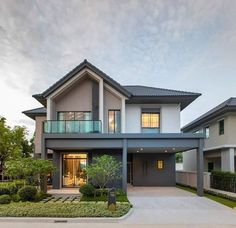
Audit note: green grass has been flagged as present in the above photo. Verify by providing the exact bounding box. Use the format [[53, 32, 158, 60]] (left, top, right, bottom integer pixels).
[[80, 194, 129, 202], [177, 185, 236, 208], [0, 201, 131, 217]]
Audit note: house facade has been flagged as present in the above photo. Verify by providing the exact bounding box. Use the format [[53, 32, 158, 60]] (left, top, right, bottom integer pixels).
[[23, 60, 205, 195], [182, 98, 236, 173]]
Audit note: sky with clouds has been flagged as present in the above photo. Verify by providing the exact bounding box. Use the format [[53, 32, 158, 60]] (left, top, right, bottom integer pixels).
[[0, 0, 236, 137]]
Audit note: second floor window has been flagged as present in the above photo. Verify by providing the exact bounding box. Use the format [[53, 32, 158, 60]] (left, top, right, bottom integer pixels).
[[108, 110, 121, 133], [141, 112, 160, 133], [205, 126, 210, 138], [58, 111, 91, 120], [219, 119, 224, 135]]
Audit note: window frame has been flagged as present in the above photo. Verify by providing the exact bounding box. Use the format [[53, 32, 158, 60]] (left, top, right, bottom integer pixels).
[[205, 126, 210, 138], [57, 111, 92, 121], [141, 112, 160, 133], [108, 109, 121, 133], [219, 119, 224, 135]]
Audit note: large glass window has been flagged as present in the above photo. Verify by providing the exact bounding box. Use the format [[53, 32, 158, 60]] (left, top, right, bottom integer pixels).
[[58, 111, 91, 121], [219, 119, 224, 135], [62, 153, 87, 187], [108, 110, 121, 133], [141, 112, 160, 133], [58, 111, 92, 133]]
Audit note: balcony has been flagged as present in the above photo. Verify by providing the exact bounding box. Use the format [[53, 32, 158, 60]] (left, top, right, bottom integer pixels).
[[43, 120, 102, 134]]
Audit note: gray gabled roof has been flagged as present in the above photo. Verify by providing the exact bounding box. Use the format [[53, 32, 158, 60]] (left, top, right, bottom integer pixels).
[[33, 59, 131, 105], [22, 107, 46, 120], [31, 60, 200, 110], [124, 85, 200, 110], [123, 85, 200, 97], [182, 97, 236, 132]]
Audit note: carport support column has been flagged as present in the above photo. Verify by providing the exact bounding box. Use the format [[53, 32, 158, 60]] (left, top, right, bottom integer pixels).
[[197, 138, 204, 196], [122, 139, 127, 192], [41, 137, 47, 159]]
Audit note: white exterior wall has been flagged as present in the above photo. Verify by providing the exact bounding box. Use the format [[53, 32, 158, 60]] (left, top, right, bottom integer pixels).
[[125, 104, 141, 133], [161, 104, 180, 133], [176, 171, 211, 189], [183, 149, 197, 171], [125, 103, 181, 133]]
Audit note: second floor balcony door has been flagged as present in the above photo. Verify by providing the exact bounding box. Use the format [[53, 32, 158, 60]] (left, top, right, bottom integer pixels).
[[108, 110, 121, 133]]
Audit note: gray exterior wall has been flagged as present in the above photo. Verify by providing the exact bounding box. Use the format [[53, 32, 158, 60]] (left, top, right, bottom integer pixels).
[[54, 77, 93, 115], [34, 116, 46, 155], [103, 88, 122, 133], [132, 153, 176, 186]]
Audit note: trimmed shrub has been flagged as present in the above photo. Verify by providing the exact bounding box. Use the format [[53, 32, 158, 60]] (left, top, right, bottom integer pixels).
[[79, 184, 95, 196], [0, 187, 10, 196], [11, 194, 21, 202], [211, 171, 236, 193], [18, 186, 37, 201], [0, 195, 11, 204], [35, 191, 49, 202]]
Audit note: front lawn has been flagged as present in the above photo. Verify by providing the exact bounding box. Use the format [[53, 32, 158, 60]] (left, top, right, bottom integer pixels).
[[0, 201, 131, 217]]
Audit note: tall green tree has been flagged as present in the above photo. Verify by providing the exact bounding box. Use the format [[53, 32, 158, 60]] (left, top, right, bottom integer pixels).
[[0, 117, 33, 180]]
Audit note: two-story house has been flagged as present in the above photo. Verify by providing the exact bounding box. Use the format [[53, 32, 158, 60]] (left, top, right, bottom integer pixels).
[[23, 60, 205, 195], [182, 98, 236, 173]]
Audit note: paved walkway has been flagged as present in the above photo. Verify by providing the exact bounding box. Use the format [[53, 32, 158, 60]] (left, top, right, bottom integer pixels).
[[121, 186, 236, 226]]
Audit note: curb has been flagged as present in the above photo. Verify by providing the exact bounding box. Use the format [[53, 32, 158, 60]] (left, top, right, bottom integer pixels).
[[0, 208, 133, 223]]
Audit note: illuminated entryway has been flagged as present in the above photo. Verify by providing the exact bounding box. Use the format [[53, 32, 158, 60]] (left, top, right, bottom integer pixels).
[[62, 153, 87, 187]]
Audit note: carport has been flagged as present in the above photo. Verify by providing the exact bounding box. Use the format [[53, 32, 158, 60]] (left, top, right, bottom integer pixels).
[[42, 133, 204, 196]]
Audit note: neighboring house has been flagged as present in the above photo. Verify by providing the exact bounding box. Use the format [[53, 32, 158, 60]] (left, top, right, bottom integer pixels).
[[23, 59, 205, 195], [182, 98, 236, 173]]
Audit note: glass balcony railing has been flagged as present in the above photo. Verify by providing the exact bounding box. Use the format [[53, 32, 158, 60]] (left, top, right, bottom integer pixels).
[[43, 120, 102, 134]]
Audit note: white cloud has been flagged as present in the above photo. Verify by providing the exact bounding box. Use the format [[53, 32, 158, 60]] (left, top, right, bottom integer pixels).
[[0, 0, 236, 132]]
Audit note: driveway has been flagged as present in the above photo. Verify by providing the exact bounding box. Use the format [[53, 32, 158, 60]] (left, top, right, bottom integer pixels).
[[122, 186, 236, 226]]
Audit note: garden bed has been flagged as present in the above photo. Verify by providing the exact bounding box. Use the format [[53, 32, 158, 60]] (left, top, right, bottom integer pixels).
[[0, 201, 131, 217]]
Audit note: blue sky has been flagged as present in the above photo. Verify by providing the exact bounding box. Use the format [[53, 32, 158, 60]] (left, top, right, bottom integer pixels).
[[0, 0, 236, 136]]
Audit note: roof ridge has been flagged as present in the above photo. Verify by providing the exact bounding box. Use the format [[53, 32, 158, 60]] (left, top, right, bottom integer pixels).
[[123, 85, 200, 95], [37, 59, 131, 98]]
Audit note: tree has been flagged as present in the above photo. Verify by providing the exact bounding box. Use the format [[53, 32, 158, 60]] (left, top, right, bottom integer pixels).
[[5, 158, 55, 193], [176, 152, 183, 163], [86, 155, 122, 190], [0, 117, 33, 180]]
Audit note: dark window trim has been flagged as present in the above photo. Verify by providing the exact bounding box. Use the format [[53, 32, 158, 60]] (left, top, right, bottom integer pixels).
[[141, 112, 160, 130], [108, 109, 121, 133], [204, 126, 210, 138], [219, 119, 224, 135]]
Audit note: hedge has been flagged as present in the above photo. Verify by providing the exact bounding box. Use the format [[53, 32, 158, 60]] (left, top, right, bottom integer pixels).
[[210, 171, 236, 193]]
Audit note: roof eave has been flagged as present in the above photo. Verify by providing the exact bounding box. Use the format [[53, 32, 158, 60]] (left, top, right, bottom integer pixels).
[[40, 60, 132, 99], [182, 106, 236, 132]]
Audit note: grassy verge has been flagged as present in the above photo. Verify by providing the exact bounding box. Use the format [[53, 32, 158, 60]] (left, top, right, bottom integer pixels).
[[0, 201, 131, 217], [177, 184, 236, 208], [80, 194, 129, 202]]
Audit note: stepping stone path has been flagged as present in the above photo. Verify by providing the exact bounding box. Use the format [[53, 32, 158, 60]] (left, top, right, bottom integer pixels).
[[41, 195, 80, 203]]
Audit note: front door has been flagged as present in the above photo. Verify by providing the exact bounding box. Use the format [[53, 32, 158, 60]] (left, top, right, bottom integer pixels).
[[62, 153, 87, 187]]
